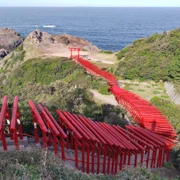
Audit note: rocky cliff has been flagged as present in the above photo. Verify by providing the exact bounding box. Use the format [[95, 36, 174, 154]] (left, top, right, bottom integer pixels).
[[0, 28, 24, 60], [0, 28, 100, 60], [23, 29, 100, 59], [29, 29, 99, 51]]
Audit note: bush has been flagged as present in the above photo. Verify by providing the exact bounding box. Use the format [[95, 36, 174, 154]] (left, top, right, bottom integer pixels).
[[114, 29, 180, 83], [150, 97, 180, 169], [0, 149, 171, 180], [150, 97, 180, 133], [98, 85, 111, 95], [100, 50, 114, 54]]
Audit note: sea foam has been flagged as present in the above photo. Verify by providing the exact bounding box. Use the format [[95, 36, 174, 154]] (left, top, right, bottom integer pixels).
[[43, 25, 56, 28]]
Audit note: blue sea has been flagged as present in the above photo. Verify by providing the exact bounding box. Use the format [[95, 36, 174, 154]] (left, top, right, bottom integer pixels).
[[0, 7, 180, 51]]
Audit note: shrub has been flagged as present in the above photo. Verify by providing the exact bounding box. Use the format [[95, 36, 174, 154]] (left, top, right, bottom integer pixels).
[[114, 29, 180, 83], [98, 85, 111, 95], [138, 89, 145, 92], [100, 50, 114, 54], [0, 149, 171, 180]]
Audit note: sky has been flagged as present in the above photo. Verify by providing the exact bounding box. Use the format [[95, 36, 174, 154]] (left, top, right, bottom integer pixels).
[[0, 0, 180, 7]]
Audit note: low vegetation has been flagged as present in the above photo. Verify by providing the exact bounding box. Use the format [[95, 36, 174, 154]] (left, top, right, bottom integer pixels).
[[0, 55, 126, 134], [123, 81, 166, 101], [150, 96, 180, 169], [0, 149, 176, 180], [0, 29, 180, 178], [100, 50, 114, 54], [114, 29, 180, 85]]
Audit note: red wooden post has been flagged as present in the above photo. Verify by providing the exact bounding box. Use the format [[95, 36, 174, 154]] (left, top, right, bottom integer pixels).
[[115, 152, 118, 174], [123, 153, 127, 165], [13, 128, 19, 150], [18, 121, 23, 140], [111, 152, 115, 174], [120, 153, 123, 170], [146, 150, 150, 168], [77, 49, 80, 59], [0, 96, 9, 150], [17, 108, 23, 140], [53, 132, 58, 155], [33, 118, 39, 144], [162, 148, 166, 167], [134, 153, 137, 167], [70, 49, 72, 59], [87, 144, 90, 173], [70, 132, 74, 149], [128, 154, 131, 166], [66, 131, 69, 149], [1, 126, 7, 151], [42, 131, 47, 148], [91, 144, 95, 173], [166, 149, 170, 162], [107, 150, 111, 174], [81, 139, 85, 172], [60, 136, 66, 160], [103, 146, 107, 174], [74, 135, 79, 168], [97, 144, 101, 174], [151, 149, 156, 168], [140, 153, 144, 167], [47, 130, 53, 146]]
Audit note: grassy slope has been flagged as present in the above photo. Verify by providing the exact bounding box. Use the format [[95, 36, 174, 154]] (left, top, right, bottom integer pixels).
[[115, 29, 180, 83], [114, 29, 180, 169], [0, 45, 126, 134], [0, 149, 175, 180]]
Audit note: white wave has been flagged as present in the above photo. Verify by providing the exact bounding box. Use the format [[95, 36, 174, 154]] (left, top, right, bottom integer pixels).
[[43, 25, 56, 28]]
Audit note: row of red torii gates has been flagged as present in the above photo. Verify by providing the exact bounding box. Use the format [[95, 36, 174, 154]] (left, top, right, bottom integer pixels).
[[0, 96, 176, 174], [0, 48, 177, 175]]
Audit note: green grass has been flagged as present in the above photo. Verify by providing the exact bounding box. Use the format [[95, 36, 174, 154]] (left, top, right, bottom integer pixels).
[[0, 149, 174, 180], [100, 50, 114, 54], [150, 97, 180, 169], [115, 29, 180, 85], [98, 85, 111, 95], [134, 83, 140, 86], [150, 97, 180, 133], [138, 89, 145, 92], [153, 91, 161, 94], [152, 84, 159, 87], [0, 56, 128, 133]]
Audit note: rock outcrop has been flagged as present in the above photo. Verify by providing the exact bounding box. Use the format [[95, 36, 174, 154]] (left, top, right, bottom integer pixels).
[[23, 29, 100, 59], [24, 29, 99, 55], [0, 49, 9, 59], [54, 34, 99, 52], [0, 28, 24, 60], [30, 29, 54, 44]]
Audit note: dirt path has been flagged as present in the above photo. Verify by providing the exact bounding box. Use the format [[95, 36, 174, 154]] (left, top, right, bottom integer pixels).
[[90, 89, 118, 106], [44, 47, 116, 65]]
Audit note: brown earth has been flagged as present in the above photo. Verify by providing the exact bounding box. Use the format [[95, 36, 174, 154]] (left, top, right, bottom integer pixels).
[[0, 28, 24, 60]]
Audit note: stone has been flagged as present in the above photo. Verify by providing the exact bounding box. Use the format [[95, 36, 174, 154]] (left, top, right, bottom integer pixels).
[[0, 49, 8, 59], [0, 28, 24, 59]]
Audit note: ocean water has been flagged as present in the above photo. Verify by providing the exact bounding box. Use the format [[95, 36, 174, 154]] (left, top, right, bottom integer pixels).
[[0, 7, 180, 51]]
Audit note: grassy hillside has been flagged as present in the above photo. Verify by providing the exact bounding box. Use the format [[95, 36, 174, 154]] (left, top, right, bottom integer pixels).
[[114, 29, 180, 169], [150, 97, 180, 169], [0, 47, 127, 134], [114, 29, 180, 84]]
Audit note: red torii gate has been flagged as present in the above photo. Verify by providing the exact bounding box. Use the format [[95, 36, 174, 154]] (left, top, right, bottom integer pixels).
[[0, 96, 177, 175], [69, 47, 81, 59], [10, 96, 23, 150], [0, 96, 10, 150], [70, 54, 177, 140]]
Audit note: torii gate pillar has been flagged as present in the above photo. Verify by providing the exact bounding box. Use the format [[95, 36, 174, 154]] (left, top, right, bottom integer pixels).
[[68, 48, 81, 60]]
